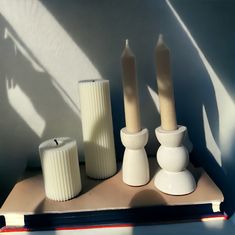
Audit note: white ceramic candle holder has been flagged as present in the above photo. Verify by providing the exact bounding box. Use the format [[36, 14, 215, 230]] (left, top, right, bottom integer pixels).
[[120, 128, 150, 186], [154, 126, 196, 195]]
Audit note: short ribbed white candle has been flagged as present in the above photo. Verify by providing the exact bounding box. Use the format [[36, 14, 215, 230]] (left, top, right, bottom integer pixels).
[[78, 79, 117, 179], [39, 137, 82, 201]]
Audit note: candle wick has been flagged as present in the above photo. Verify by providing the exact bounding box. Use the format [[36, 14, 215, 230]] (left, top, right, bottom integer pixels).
[[54, 139, 59, 146]]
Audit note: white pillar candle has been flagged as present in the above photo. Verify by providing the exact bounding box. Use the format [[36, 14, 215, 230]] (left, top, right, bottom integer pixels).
[[155, 34, 177, 131], [78, 79, 117, 179], [39, 137, 82, 201], [121, 40, 141, 133]]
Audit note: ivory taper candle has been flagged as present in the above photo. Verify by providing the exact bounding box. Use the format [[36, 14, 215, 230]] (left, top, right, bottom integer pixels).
[[78, 79, 117, 179], [39, 137, 82, 201], [155, 34, 177, 131], [121, 39, 141, 133]]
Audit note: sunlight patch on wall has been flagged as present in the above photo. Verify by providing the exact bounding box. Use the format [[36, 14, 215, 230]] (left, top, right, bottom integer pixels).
[[6, 80, 46, 137], [0, 0, 101, 116], [202, 105, 222, 166], [4, 27, 45, 73], [200, 56, 235, 157], [166, 0, 235, 162], [147, 85, 160, 113]]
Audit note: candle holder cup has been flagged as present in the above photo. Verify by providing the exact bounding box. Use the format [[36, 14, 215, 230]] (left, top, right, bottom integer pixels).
[[154, 126, 196, 195], [121, 128, 150, 186]]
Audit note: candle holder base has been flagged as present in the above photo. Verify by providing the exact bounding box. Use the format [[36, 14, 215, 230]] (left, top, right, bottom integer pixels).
[[121, 128, 150, 186], [154, 169, 196, 195], [154, 126, 196, 195]]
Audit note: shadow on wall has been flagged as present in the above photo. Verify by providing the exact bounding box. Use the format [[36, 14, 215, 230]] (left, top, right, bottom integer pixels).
[[0, 0, 235, 218], [0, 15, 82, 204]]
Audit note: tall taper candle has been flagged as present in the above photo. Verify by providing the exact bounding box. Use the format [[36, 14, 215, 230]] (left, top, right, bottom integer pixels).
[[78, 79, 117, 179], [121, 40, 141, 133], [155, 35, 177, 131]]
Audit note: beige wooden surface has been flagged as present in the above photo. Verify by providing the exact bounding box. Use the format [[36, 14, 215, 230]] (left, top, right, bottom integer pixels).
[[0, 158, 223, 215]]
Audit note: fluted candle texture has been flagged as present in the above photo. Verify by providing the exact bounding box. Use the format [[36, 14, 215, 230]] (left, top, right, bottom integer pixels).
[[39, 137, 82, 201], [78, 80, 117, 179]]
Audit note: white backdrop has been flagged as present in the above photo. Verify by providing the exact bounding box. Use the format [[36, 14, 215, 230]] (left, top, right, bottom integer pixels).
[[0, 0, 235, 215]]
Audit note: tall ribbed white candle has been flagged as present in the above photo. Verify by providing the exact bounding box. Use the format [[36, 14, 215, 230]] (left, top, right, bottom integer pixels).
[[78, 80, 117, 179], [39, 137, 82, 201]]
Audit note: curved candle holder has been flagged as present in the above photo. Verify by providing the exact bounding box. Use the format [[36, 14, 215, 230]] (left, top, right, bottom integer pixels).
[[154, 126, 196, 195], [120, 128, 150, 186]]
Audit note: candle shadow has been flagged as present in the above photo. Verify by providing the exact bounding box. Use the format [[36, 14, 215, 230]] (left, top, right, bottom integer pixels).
[[81, 113, 117, 177], [84, 115, 115, 151], [130, 189, 166, 208]]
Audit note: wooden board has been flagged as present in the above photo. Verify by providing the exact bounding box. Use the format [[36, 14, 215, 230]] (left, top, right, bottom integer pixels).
[[0, 158, 223, 216]]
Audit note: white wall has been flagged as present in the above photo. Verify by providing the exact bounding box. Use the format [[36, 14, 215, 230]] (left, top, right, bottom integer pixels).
[[0, 0, 235, 215]]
